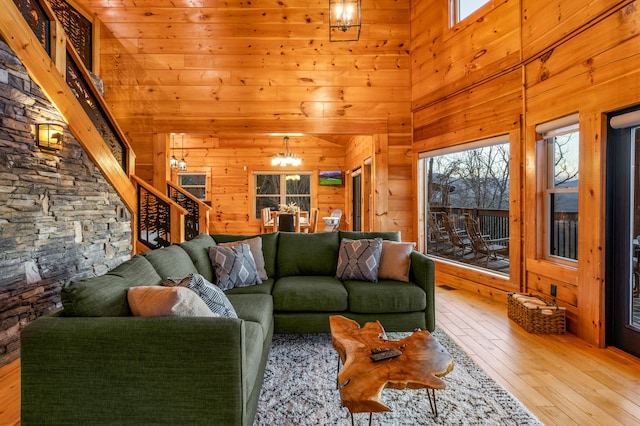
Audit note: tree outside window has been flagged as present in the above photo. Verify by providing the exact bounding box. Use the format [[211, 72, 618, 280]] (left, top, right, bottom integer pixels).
[[255, 173, 311, 219], [545, 131, 579, 260]]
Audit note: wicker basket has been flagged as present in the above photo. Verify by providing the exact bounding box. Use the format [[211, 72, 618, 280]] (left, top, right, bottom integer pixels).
[[507, 293, 566, 334]]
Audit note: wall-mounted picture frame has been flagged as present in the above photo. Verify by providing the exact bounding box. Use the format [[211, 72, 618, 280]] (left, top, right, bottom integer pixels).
[[319, 170, 343, 186]]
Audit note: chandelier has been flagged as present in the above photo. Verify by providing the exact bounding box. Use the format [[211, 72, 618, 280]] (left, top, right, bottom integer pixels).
[[271, 136, 302, 167], [329, 0, 361, 42]]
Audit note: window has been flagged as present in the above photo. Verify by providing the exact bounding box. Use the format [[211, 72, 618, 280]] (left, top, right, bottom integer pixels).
[[178, 173, 207, 200], [538, 116, 580, 261], [450, 0, 490, 25], [420, 136, 510, 274], [255, 173, 311, 219]]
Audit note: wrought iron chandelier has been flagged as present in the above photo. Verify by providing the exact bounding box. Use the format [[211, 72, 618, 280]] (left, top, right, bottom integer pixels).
[[272, 136, 302, 167], [329, 0, 361, 42]]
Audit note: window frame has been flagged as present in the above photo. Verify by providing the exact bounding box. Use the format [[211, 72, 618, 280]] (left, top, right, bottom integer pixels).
[[418, 135, 511, 275], [253, 172, 313, 220], [449, 0, 493, 27], [538, 120, 580, 263], [177, 171, 209, 201]]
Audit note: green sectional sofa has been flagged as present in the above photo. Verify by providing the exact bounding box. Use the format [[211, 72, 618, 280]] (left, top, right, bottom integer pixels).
[[20, 231, 435, 426]]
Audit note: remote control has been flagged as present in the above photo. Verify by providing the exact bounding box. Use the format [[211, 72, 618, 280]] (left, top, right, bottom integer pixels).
[[370, 348, 402, 361]]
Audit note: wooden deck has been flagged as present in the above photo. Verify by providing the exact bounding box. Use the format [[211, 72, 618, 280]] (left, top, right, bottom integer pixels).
[[1, 286, 640, 425]]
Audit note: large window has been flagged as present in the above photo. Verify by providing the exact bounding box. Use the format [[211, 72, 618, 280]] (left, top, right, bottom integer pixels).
[[450, 0, 490, 25], [255, 173, 311, 219], [538, 116, 580, 261], [421, 136, 510, 274]]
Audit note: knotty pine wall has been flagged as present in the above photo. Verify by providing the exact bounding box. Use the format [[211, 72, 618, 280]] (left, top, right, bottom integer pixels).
[[411, 0, 640, 347], [84, 0, 414, 240]]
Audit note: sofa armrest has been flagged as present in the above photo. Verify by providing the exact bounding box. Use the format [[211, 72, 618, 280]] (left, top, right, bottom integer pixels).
[[21, 316, 250, 426], [409, 251, 436, 332]]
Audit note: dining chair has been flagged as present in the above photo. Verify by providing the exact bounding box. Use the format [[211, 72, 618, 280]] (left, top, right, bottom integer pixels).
[[308, 208, 319, 233], [261, 207, 275, 233]]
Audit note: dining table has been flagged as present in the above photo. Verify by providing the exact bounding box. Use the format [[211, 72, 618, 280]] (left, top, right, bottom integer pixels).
[[271, 210, 310, 232]]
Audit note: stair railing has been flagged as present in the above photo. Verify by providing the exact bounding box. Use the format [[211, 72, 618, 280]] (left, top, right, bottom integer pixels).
[[167, 182, 211, 241], [132, 176, 187, 252]]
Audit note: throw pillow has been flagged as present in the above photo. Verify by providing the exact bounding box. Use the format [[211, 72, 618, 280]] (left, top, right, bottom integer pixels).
[[378, 241, 416, 282], [335, 238, 383, 282], [219, 236, 268, 281], [127, 286, 217, 317], [163, 273, 238, 318], [208, 244, 262, 290]]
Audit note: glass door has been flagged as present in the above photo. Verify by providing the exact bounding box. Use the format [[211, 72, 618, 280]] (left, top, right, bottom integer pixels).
[[606, 110, 640, 357], [352, 169, 362, 231]]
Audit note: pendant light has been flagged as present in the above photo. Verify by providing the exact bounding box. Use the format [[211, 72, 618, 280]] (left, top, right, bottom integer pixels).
[[178, 133, 187, 171], [169, 133, 178, 170]]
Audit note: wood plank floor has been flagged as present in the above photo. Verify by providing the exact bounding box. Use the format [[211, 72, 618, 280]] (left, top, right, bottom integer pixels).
[[1, 286, 639, 425]]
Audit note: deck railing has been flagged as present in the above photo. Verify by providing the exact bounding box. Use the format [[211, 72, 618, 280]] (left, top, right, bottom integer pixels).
[[429, 207, 579, 263]]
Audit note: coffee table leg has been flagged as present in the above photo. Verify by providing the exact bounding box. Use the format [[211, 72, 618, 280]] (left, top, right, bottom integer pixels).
[[349, 412, 372, 426], [426, 388, 438, 417]]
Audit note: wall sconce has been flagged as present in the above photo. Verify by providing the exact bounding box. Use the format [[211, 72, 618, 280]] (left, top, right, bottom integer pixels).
[[35, 123, 64, 151], [329, 0, 361, 42]]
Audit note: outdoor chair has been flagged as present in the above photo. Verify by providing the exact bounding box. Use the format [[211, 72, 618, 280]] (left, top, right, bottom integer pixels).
[[464, 214, 509, 265], [441, 212, 472, 257], [428, 212, 451, 253]]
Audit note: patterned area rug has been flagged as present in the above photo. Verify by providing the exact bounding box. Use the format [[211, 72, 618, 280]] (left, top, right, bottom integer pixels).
[[255, 330, 543, 425]]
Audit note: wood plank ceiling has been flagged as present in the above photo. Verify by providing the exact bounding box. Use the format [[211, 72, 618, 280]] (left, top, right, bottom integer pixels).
[[74, 0, 412, 150]]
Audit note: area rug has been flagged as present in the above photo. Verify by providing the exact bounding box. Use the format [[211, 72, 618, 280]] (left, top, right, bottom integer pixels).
[[255, 329, 543, 425]]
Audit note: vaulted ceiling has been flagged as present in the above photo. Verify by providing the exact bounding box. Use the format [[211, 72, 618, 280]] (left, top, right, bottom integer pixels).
[[74, 0, 412, 149]]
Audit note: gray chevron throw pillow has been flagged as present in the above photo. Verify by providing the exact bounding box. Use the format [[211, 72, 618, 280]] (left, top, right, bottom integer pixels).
[[335, 238, 383, 282]]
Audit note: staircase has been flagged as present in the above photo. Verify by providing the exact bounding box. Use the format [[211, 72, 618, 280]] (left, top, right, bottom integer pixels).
[[1, 0, 210, 253]]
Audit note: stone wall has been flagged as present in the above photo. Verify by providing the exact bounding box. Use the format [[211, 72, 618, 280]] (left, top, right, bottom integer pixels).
[[0, 39, 132, 368]]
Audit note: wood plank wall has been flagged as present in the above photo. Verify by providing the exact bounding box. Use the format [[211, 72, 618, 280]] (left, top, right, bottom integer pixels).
[[411, 0, 640, 346], [82, 0, 414, 240]]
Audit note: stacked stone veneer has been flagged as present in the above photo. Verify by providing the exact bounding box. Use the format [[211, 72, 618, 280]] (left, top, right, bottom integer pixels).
[[0, 39, 132, 368]]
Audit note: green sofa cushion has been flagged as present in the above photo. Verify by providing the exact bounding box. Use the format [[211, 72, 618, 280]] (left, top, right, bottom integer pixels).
[[227, 293, 274, 340], [343, 279, 427, 313], [339, 231, 401, 242], [211, 233, 279, 279], [179, 234, 217, 282], [273, 276, 348, 312], [277, 232, 340, 277], [142, 244, 198, 280], [225, 278, 275, 295], [61, 255, 162, 316]]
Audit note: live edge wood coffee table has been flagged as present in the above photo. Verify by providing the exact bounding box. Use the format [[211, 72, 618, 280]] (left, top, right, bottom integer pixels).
[[329, 315, 454, 425]]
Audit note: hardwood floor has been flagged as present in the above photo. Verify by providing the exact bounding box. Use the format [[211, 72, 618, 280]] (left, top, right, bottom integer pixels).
[[1, 286, 639, 425]]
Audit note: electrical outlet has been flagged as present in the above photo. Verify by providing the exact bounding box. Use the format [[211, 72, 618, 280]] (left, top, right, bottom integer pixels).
[[550, 284, 557, 297]]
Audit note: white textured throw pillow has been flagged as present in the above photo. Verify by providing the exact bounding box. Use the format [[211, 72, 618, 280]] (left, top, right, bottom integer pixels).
[[163, 273, 238, 318], [127, 286, 217, 317]]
